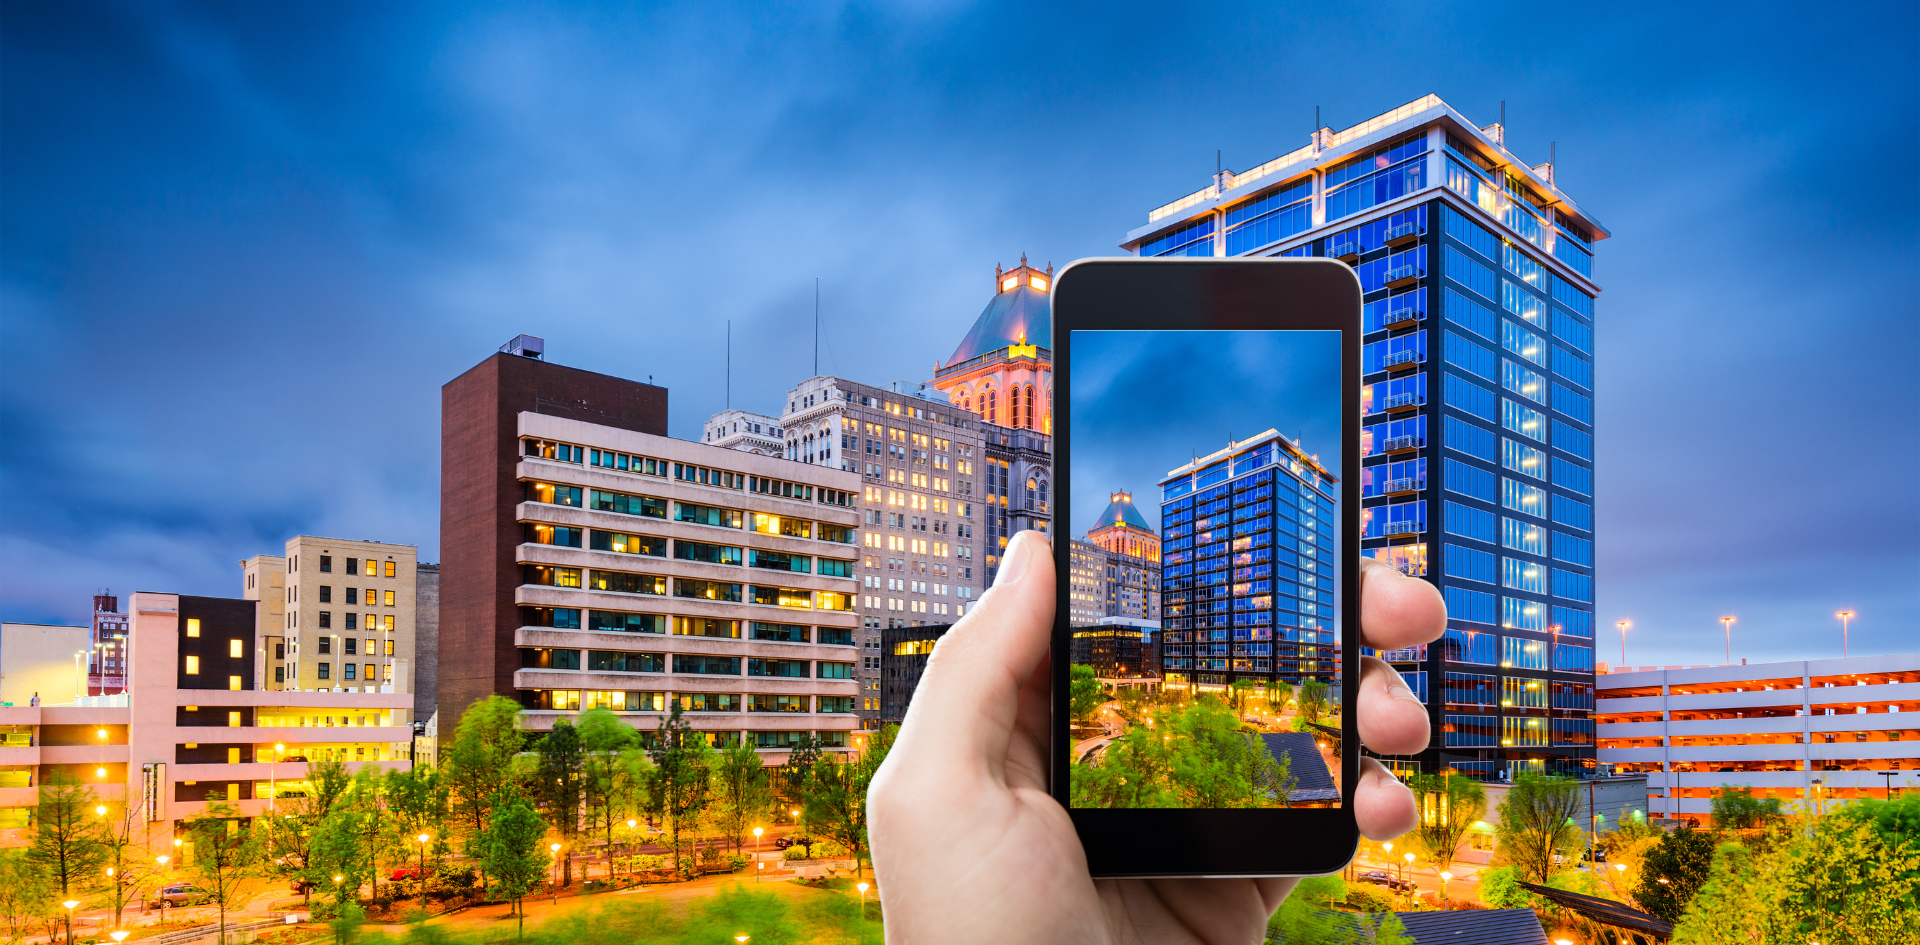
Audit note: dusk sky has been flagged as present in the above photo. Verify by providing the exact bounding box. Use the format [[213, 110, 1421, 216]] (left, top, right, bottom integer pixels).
[[3, 2, 1915, 667]]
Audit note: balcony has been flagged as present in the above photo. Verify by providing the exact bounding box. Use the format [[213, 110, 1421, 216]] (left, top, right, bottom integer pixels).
[[1384, 223, 1424, 247], [1332, 241, 1364, 263], [1383, 520, 1424, 536], [1383, 478, 1424, 496], [1383, 307, 1424, 330], [1382, 349, 1424, 372], [1382, 435, 1424, 455], [1383, 392, 1424, 413], [1383, 265, 1424, 289]]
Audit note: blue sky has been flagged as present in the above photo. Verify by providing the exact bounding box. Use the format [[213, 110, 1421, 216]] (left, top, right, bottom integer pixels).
[[3, 1, 1916, 666], [1068, 330, 1342, 530]]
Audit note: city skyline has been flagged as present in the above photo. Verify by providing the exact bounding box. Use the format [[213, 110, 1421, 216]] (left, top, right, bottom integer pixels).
[[3, 2, 1916, 668]]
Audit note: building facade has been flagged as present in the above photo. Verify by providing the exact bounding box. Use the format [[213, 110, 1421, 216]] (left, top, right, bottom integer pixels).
[[1157, 430, 1338, 694], [1597, 654, 1920, 825], [89, 594, 129, 696], [0, 592, 411, 850], [880, 623, 952, 726], [443, 341, 862, 757], [244, 537, 419, 698], [0, 623, 88, 707], [1125, 95, 1607, 779], [414, 563, 440, 720], [703, 409, 785, 456]]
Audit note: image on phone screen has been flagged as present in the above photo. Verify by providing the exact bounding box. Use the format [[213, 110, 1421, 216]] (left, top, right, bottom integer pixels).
[[1066, 328, 1343, 811]]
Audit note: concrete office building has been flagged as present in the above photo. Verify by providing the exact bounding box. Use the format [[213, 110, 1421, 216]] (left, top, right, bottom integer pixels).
[[243, 537, 419, 697], [703, 409, 786, 457], [443, 338, 861, 757], [1126, 94, 1608, 779], [0, 592, 411, 850], [1597, 654, 1920, 825], [0, 623, 89, 707], [415, 563, 441, 720]]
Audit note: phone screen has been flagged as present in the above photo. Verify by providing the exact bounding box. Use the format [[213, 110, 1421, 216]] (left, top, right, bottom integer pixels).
[[1065, 328, 1344, 811]]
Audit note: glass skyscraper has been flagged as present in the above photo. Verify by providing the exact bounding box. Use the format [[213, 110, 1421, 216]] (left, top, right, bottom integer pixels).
[[1158, 431, 1339, 694], [1126, 95, 1606, 780]]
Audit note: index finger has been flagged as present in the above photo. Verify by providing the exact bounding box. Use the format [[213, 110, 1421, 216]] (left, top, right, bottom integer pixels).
[[1358, 557, 1446, 650]]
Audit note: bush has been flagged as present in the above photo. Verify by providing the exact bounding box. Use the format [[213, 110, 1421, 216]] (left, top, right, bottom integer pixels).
[[1478, 866, 1537, 910], [1342, 885, 1396, 913]]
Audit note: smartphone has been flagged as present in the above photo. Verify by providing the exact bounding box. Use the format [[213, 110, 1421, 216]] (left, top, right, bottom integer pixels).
[[1049, 257, 1362, 878]]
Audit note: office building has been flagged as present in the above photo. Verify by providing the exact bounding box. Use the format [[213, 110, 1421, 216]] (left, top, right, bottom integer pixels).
[[880, 622, 952, 726], [0, 591, 412, 850], [243, 537, 419, 697], [89, 594, 129, 696], [1126, 95, 1607, 778], [1157, 430, 1338, 694], [1087, 490, 1160, 562], [442, 338, 861, 757], [1597, 653, 1920, 825], [703, 409, 786, 456], [0, 622, 89, 707], [414, 563, 440, 720], [1069, 617, 1159, 680]]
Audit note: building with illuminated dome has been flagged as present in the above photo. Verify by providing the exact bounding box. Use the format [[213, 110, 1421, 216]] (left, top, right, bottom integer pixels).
[[1087, 490, 1160, 562]]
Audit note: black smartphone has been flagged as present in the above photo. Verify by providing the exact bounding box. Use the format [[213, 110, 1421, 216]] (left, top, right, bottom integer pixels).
[[1049, 257, 1363, 878]]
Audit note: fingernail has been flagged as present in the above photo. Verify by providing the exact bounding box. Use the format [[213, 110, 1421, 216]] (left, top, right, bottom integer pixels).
[[1389, 683, 1422, 704], [992, 532, 1033, 590]]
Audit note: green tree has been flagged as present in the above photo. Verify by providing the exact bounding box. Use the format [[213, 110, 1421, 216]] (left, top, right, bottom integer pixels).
[[1635, 823, 1716, 923], [446, 695, 525, 836], [1070, 697, 1293, 809], [477, 796, 548, 938], [576, 706, 637, 870], [183, 802, 262, 945], [710, 740, 773, 856], [536, 719, 585, 887], [0, 848, 56, 943], [1670, 840, 1761, 945], [1754, 795, 1920, 944], [384, 765, 449, 888], [1069, 663, 1105, 723], [1493, 772, 1582, 883], [1265, 875, 1413, 945], [647, 703, 714, 876], [27, 771, 106, 902], [309, 795, 373, 916], [1406, 773, 1486, 875], [802, 725, 895, 877], [777, 731, 822, 806], [262, 758, 353, 906], [1708, 784, 1783, 831]]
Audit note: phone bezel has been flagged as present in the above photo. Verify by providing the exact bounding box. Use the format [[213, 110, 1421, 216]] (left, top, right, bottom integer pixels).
[[1049, 257, 1364, 878]]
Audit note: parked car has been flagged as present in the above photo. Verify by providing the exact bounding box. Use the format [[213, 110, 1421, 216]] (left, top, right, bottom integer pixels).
[[389, 867, 421, 881], [1354, 870, 1415, 892], [151, 884, 212, 908], [1581, 847, 1608, 863], [284, 755, 309, 762], [773, 837, 793, 850]]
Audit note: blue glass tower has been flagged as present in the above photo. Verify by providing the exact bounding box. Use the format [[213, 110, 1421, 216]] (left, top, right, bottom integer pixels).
[[1126, 96, 1606, 779], [1158, 431, 1338, 694]]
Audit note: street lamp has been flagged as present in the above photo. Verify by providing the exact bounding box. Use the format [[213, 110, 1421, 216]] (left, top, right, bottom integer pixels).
[[857, 880, 870, 914], [1616, 620, 1630, 667], [1720, 616, 1735, 664], [1402, 852, 1415, 884], [1438, 871, 1451, 898], [550, 843, 563, 902], [1836, 612, 1854, 659], [63, 900, 80, 945], [110, 932, 129, 943], [417, 834, 431, 886]]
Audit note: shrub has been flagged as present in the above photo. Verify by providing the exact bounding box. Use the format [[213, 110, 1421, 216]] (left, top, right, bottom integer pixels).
[[1342, 885, 1396, 913]]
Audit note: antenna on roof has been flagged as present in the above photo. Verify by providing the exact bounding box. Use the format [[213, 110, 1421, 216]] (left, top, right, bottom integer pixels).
[[726, 320, 731, 409], [814, 278, 820, 377], [1216, 149, 1221, 175]]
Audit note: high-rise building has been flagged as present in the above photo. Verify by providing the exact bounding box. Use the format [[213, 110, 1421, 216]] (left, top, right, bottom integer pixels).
[[89, 594, 129, 696], [1157, 430, 1338, 693], [1087, 491, 1160, 562], [244, 538, 419, 697], [703, 409, 786, 456], [442, 338, 862, 757], [414, 562, 440, 720], [1124, 95, 1606, 779]]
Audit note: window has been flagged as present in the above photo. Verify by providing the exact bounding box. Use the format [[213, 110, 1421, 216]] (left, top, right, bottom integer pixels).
[[1553, 345, 1592, 391], [1361, 500, 1425, 539], [1442, 628, 1497, 663], [228, 639, 243, 658], [750, 585, 814, 609], [586, 651, 665, 673], [1552, 421, 1593, 460], [383, 590, 395, 606], [184, 655, 200, 675], [1224, 176, 1313, 255], [592, 530, 666, 556], [524, 565, 583, 588], [751, 513, 813, 539], [1502, 439, 1546, 481], [1444, 247, 1496, 302], [1442, 543, 1496, 583], [1502, 557, 1547, 593], [816, 557, 854, 578], [346, 588, 358, 605], [1362, 330, 1427, 374], [1501, 634, 1547, 668], [1324, 134, 1427, 221], [186, 618, 201, 638], [1552, 276, 1594, 319], [1554, 642, 1595, 672], [346, 558, 359, 575], [1444, 714, 1498, 747], [1442, 458, 1495, 502], [1552, 606, 1594, 639], [816, 661, 855, 679], [1502, 596, 1548, 634], [817, 696, 856, 713], [1442, 373, 1494, 422], [751, 622, 809, 643], [1502, 676, 1547, 709], [1501, 319, 1545, 366], [319, 555, 332, 573], [748, 658, 810, 678], [1442, 501, 1496, 544], [1502, 518, 1546, 555], [1443, 205, 1497, 260], [1552, 493, 1593, 531], [749, 694, 810, 713], [1551, 459, 1592, 497], [384, 561, 396, 578], [344, 664, 358, 680], [1553, 531, 1593, 567], [1443, 416, 1496, 463], [1501, 399, 1547, 442], [1443, 587, 1496, 625], [319, 585, 332, 603], [673, 617, 740, 638], [1501, 360, 1545, 404], [1443, 671, 1497, 706], [676, 502, 743, 528], [1502, 281, 1545, 325], [675, 540, 743, 566], [319, 637, 331, 654], [1553, 309, 1594, 354], [1501, 716, 1548, 748], [1142, 218, 1214, 257], [1502, 479, 1547, 518], [586, 610, 664, 633], [317, 662, 331, 680], [1553, 569, 1593, 603], [1443, 332, 1495, 382], [748, 550, 811, 573], [592, 489, 667, 518], [1443, 287, 1496, 341], [1551, 384, 1592, 425], [672, 655, 740, 676]]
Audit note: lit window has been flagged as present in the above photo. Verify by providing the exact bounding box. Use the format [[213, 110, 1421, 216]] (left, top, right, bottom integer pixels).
[[186, 619, 201, 638], [229, 639, 243, 658], [1030, 275, 1049, 291], [184, 655, 200, 675], [229, 676, 242, 691], [1001, 275, 1019, 291]]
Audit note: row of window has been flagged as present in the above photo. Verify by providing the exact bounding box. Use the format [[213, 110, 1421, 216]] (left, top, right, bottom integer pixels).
[[1443, 715, 1596, 748], [522, 566, 857, 611], [526, 482, 858, 544], [518, 608, 854, 644], [305, 555, 397, 578], [518, 648, 855, 678], [1440, 626, 1595, 668], [523, 523, 855, 576], [1441, 581, 1595, 631]]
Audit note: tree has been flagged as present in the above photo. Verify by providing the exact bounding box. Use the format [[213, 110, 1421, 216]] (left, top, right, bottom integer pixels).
[[477, 796, 548, 938], [384, 765, 449, 889], [446, 696, 525, 836], [27, 771, 105, 943], [0, 848, 56, 943], [576, 706, 637, 871], [535, 719, 585, 887], [1753, 795, 1920, 943], [263, 758, 353, 906], [709, 740, 773, 856], [1595, 817, 1661, 906], [1406, 773, 1486, 875], [1071, 697, 1293, 809], [777, 731, 822, 805], [1293, 679, 1331, 732], [802, 724, 895, 877], [1493, 773, 1581, 884], [1265, 875, 1413, 945], [1635, 824, 1717, 923], [1069, 664, 1104, 723], [96, 798, 162, 928], [647, 703, 714, 876], [1670, 841, 1761, 945], [1708, 784, 1783, 831], [183, 802, 262, 945]]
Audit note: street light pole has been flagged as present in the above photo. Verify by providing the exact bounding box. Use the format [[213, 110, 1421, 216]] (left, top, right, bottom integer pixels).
[[1720, 616, 1735, 664], [1616, 620, 1630, 668], [1836, 611, 1853, 659]]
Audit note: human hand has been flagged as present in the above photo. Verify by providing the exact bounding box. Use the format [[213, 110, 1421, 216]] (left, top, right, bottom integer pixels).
[[868, 530, 1445, 944]]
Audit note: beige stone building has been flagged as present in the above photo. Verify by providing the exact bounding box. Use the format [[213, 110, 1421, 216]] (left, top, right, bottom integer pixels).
[[0, 623, 90, 707], [243, 537, 417, 696]]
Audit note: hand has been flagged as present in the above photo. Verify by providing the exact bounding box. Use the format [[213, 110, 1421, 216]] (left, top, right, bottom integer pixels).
[[868, 530, 1445, 944]]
